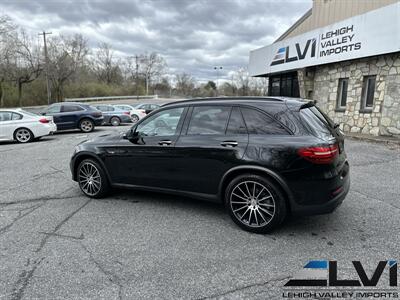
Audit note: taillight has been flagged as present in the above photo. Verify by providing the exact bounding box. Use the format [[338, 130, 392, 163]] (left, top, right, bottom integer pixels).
[[123, 111, 130, 115], [298, 144, 338, 164], [39, 118, 49, 123]]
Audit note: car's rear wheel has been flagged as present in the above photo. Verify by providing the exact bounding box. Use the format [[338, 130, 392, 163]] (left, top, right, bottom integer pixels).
[[110, 116, 121, 126], [77, 159, 110, 198], [131, 114, 139, 123], [14, 128, 34, 143], [225, 174, 286, 233], [79, 119, 94, 132]]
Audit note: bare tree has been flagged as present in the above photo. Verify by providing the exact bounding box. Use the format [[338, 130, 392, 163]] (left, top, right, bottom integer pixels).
[[140, 52, 166, 95], [234, 68, 250, 96], [124, 55, 141, 95], [48, 34, 88, 101], [6, 30, 42, 107], [175, 73, 195, 96], [94, 42, 122, 85], [0, 15, 15, 35], [0, 15, 17, 106]]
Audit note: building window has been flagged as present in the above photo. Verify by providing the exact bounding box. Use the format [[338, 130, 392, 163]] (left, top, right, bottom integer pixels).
[[268, 72, 300, 97], [336, 78, 348, 111], [360, 75, 376, 112]]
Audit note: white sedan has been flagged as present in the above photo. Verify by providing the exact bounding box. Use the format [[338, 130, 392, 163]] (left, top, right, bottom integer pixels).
[[112, 104, 146, 123], [0, 109, 57, 143]]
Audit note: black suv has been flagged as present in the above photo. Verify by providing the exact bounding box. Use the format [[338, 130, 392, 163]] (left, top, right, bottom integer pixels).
[[70, 97, 350, 233]]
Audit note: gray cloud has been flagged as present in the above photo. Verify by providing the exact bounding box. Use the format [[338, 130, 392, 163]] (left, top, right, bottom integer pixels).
[[0, 0, 311, 81]]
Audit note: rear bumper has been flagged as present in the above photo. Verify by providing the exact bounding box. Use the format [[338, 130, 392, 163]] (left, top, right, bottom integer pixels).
[[291, 174, 349, 216], [119, 115, 132, 123], [289, 161, 350, 216]]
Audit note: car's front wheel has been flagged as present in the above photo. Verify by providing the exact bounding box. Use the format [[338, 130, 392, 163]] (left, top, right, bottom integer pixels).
[[14, 128, 34, 143], [225, 174, 287, 233], [79, 119, 95, 132], [77, 159, 110, 198]]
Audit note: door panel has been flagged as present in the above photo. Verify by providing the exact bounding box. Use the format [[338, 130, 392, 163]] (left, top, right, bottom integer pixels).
[[103, 107, 187, 189], [0, 112, 15, 140], [174, 106, 249, 195]]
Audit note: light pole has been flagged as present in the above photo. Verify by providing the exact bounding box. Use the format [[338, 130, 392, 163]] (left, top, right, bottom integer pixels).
[[214, 66, 222, 96]]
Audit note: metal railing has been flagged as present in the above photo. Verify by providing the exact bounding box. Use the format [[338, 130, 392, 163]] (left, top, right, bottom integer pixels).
[[64, 95, 158, 102]]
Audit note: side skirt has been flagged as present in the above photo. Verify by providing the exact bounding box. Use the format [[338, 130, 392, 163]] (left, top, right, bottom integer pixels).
[[111, 183, 220, 203]]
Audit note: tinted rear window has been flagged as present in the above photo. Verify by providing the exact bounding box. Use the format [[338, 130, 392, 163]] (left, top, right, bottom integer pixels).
[[300, 106, 333, 139], [241, 107, 289, 135], [62, 105, 84, 112], [187, 106, 230, 135]]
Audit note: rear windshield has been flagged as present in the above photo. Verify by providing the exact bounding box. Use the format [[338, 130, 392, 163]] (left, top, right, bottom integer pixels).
[[300, 106, 334, 139], [20, 110, 39, 117]]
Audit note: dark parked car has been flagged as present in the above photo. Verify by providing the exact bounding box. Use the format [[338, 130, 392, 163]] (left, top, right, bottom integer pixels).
[[134, 103, 160, 114], [93, 105, 132, 126], [42, 103, 103, 132], [70, 97, 350, 233]]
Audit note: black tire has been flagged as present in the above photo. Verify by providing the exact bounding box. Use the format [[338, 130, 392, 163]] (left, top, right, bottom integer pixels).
[[79, 118, 95, 132], [225, 174, 287, 233], [131, 114, 139, 123], [14, 128, 34, 143], [77, 158, 110, 198], [110, 116, 121, 126]]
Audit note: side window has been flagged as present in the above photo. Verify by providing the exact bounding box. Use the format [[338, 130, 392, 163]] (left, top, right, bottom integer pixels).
[[226, 107, 247, 134], [0, 112, 12, 121], [136, 107, 184, 137], [240, 107, 289, 135], [62, 105, 83, 112], [96, 106, 108, 112], [12, 113, 23, 120], [47, 105, 61, 114], [187, 106, 230, 135]]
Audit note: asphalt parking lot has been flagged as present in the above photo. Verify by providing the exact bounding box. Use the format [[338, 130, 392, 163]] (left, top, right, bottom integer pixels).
[[0, 125, 399, 300]]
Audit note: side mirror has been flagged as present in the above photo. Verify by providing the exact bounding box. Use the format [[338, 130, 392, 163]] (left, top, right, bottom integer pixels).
[[123, 128, 140, 143]]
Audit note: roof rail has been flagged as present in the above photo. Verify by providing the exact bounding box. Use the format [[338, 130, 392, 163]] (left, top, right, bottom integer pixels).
[[162, 96, 285, 106]]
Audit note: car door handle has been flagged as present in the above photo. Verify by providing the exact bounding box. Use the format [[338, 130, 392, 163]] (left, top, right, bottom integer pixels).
[[158, 140, 172, 146], [220, 141, 238, 147]]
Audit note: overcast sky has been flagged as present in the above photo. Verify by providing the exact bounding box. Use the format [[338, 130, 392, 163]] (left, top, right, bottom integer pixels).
[[0, 0, 311, 81]]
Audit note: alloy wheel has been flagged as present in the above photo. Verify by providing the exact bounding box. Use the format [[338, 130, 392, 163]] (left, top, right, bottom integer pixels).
[[78, 162, 102, 196], [230, 181, 276, 228], [15, 129, 32, 143], [131, 114, 139, 123], [80, 120, 93, 132], [111, 117, 120, 126]]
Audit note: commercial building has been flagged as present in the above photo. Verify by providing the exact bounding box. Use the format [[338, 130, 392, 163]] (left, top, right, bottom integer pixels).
[[249, 0, 400, 136]]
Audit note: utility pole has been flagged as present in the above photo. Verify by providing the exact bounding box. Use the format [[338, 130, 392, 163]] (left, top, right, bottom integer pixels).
[[135, 55, 139, 101], [39, 31, 52, 104], [214, 66, 223, 96]]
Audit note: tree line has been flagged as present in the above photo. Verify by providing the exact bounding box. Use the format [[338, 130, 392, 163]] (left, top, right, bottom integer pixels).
[[0, 15, 267, 107]]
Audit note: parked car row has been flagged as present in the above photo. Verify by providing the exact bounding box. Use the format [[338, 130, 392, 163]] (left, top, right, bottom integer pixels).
[[0, 102, 161, 143]]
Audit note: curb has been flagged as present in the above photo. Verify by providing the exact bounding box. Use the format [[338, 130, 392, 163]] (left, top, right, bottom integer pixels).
[[345, 133, 400, 145]]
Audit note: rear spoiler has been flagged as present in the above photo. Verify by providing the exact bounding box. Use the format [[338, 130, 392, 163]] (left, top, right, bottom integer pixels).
[[300, 100, 316, 110]]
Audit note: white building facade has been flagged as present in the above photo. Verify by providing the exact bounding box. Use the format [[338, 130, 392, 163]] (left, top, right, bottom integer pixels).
[[249, 0, 400, 136]]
